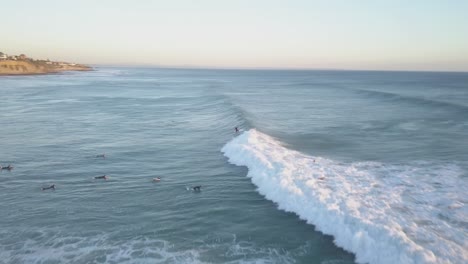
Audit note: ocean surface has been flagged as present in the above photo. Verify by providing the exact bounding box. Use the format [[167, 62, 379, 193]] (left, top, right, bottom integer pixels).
[[0, 68, 467, 264]]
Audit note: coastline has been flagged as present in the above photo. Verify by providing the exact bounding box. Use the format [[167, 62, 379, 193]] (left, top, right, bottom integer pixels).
[[0, 60, 92, 76]]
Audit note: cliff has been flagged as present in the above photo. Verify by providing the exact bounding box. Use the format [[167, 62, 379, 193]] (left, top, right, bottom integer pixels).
[[0, 60, 92, 75]]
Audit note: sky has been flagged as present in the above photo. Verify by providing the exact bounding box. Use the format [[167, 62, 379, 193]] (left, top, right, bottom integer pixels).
[[1, 0, 468, 71]]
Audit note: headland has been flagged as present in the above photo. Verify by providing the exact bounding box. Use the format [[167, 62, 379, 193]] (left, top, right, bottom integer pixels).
[[0, 52, 92, 76]]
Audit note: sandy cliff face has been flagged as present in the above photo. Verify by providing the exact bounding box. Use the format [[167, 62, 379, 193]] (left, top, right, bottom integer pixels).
[[0, 60, 45, 74], [0, 60, 92, 75]]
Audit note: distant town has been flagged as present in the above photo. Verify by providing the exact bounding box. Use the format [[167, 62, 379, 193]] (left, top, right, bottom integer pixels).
[[0, 51, 92, 75]]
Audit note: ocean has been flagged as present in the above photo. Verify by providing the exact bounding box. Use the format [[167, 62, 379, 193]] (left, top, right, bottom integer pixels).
[[0, 68, 467, 264]]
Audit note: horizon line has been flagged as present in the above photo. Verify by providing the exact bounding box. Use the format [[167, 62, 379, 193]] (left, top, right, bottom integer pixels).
[[89, 64, 468, 74]]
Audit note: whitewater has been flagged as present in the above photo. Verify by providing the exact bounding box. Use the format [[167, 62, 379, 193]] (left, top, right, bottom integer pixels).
[[222, 129, 467, 264]]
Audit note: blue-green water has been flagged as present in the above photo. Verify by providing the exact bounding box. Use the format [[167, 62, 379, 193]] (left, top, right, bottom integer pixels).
[[0, 68, 467, 264]]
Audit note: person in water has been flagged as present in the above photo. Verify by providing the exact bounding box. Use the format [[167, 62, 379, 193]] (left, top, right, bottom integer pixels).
[[96, 153, 106, 159], [192, 186, 202, 191], [153, 177, 161, 182], [94, 175, 108, 180], [235, 127, 239, 133], [0, 164, 13, 170], [42, 184, 55, 191]]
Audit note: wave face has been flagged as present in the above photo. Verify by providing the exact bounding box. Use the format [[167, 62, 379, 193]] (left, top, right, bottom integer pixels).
[[222, 129, 467, 264]]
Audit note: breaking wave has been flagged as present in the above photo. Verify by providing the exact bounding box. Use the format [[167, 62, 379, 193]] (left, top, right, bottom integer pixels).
[[221, 129, 467, 264]]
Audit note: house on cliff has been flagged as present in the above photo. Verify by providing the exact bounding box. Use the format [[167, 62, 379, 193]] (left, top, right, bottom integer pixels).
[[0, 52, 7, 60]]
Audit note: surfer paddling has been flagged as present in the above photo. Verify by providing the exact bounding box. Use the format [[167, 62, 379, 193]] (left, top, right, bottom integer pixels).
[[192, 186, 202, 191], [0, 164, 14, 170], [42, 184, 55, 191], [94, 175, 108, 180], [152, 177, 161, 182], [96, 153, 106, 159]]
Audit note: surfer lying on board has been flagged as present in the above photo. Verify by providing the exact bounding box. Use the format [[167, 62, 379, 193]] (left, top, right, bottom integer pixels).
[[153, 177, 161, 182], [42, 184, 55, 191], [94, 175, 108, 180], [192, 186, 202, 191], [0, 164, 14, 170], [96, 153, 105, 159]]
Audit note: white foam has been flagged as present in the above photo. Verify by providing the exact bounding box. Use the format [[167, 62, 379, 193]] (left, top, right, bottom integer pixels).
[[0, 229, 298, 264], [221, 129, 467, 264], [0, 231, 202, 264]]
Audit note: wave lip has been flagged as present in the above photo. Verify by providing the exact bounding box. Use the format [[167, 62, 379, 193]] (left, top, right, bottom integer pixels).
[[221, 129, 467, 264]]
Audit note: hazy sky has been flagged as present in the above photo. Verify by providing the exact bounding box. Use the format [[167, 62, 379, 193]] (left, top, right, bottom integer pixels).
[[2, 0, 468, 71]]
